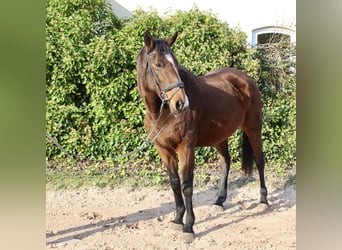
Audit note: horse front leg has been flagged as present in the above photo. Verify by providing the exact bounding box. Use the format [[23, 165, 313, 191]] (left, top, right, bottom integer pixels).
[[167, 168, 185, 228], [155, 146, 185, 228], [177, 144, 195, 242]]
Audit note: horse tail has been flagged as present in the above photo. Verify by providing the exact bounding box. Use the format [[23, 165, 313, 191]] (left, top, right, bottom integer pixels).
[[241, 131, 254, 175]]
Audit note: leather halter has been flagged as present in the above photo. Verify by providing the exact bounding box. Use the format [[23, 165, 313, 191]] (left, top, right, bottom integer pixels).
[[144, 50, 185, 103]]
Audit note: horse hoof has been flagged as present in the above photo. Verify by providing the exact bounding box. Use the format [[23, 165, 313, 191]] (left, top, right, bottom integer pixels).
[[212, 204, 224, 212], [182, 232, 195, 243], [257, 203, 270, 212], [169, 222, 183, 231]]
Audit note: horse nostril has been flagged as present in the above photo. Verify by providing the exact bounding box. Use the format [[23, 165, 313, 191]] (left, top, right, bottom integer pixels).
[[175, 100, 184, 112]]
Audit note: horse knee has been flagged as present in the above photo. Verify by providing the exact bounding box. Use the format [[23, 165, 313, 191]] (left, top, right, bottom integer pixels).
[[182, 183, 193, 197]]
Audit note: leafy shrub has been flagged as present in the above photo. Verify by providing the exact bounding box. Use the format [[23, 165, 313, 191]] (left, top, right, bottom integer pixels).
[[46, 1, 296, 171], [256, 36, 296, 167]]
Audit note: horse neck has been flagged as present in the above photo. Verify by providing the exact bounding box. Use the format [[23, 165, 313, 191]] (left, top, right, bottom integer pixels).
[[144, 91, 163, 116], [138, 78, 164, 119]]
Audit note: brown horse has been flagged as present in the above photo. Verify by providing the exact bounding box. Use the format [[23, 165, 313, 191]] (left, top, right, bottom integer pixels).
[[136, 30, 268, 242]]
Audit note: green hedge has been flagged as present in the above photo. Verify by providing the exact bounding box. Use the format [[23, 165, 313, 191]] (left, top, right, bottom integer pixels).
[[46, 0, 296, 168]]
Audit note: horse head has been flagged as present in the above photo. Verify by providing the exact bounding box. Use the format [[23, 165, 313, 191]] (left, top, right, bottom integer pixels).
[[137, 30, 189, 114]]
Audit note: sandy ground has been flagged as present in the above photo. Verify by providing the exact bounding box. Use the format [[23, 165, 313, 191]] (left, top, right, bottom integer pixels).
[[46, 173, 296, 250]]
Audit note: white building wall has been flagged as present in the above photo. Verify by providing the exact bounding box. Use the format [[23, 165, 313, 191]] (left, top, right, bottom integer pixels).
[[112, 0, 296, 45]]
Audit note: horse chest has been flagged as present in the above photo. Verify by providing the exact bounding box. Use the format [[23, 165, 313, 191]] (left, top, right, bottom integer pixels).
[[145, 115, 186, 148]]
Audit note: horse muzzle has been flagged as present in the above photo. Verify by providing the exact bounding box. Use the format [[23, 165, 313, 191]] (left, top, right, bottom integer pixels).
[[171, 93, 189, 114], [160, 82, 189, 114]]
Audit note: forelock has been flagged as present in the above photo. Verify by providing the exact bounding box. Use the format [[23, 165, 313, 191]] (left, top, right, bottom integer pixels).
[[154, 39, 172, 54]]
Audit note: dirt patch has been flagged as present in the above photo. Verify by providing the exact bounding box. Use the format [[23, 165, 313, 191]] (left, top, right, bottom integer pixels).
[[46, 173, 296, 249]]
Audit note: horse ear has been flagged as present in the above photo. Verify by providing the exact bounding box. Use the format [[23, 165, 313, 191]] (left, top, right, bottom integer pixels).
[[144, 30, 154, 51], [166, 31, 178, 47]]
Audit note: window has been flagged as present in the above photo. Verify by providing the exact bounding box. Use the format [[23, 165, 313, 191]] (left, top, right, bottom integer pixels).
[[257, 32, 291, 44], [252, 26, 295, 47]]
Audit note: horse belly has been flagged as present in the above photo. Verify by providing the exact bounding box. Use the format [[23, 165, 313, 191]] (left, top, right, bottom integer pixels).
[[195, 117, 242, 147]]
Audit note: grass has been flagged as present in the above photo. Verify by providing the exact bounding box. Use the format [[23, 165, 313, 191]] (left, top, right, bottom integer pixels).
[[46, 157, 296, 190], [46, 158, 169, 190]]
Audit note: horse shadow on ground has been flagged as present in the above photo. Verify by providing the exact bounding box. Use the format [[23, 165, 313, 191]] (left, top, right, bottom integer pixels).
[[46, 178, 296, 246], [46, 201, 176, 245], [194, 184, 296, 238]]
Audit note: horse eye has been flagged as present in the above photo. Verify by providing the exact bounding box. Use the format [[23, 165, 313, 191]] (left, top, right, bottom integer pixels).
[[155, 62, 162, 68]]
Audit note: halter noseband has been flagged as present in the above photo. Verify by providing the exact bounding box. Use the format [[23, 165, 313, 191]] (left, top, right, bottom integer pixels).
[[144, 50, 185, 103]]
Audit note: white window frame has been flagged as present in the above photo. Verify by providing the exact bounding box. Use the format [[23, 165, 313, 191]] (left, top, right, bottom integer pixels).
[[252, 26, 296, 47]]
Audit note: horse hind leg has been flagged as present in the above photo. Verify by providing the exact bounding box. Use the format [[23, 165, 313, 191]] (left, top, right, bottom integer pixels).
[[214, 140, 231, 207], [242, 129, 268, 205]]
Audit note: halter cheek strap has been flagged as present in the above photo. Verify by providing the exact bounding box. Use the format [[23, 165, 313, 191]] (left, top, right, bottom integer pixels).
[[145, 50, 185, 103]]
